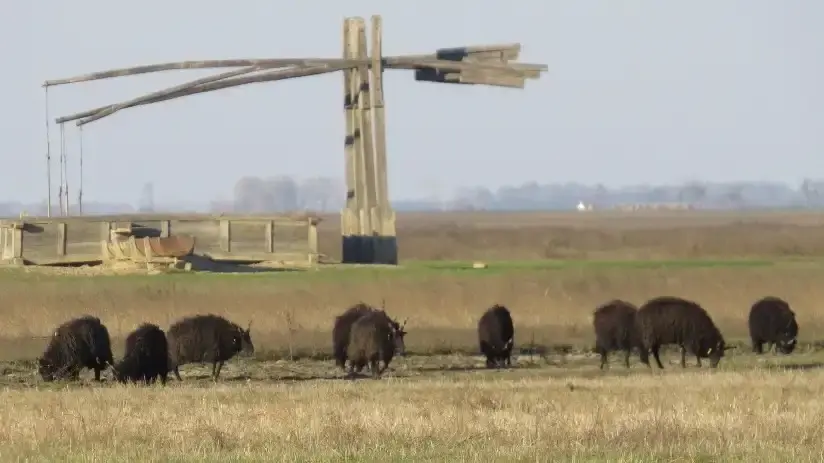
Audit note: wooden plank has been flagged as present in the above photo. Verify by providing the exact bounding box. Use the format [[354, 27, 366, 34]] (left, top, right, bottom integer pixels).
[[451, 71, 526, 88], [229, 220, 278, 255], [1, 213, 317, 224], [342, 18, 360, 234], [169, 219, 221, 254], [307, 221, 318, 263], [160, 220, 171, 237], [265, 220, 274, 253], [60, 65, 350, 125], [435, 44, 521, 63], [350, 19, 370, 238], [415, 69, 526, 88], [100, 221, 112, 242], [355, 18, 378, 233], [57, 223, 67, 256], [371, 14, 391, 231], [219, 219, 231, 252]]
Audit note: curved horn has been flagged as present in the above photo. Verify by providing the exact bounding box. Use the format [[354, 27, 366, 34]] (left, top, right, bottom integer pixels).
[[247, 320, 252, 332], [381, 298, 387, 309]]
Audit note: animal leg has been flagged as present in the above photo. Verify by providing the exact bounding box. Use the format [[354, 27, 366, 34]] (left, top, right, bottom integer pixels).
[[623, 348, 631, 368], [596, 346, 608, 370], [160, 371, 168, 386], [94, 367, 102, 381], [695, 355, 702, 367], [651, 346, 664, 369], [174, 367, 182, 381], [751, 338, 763, 354], [637, 347, 651, 367], [370, 359, 380, 379], [680, 347, 687, 368], [212, 361, 224, 380]]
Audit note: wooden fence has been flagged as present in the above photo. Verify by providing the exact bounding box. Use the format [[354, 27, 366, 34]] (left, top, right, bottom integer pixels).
[[0, 214, 319, 266]]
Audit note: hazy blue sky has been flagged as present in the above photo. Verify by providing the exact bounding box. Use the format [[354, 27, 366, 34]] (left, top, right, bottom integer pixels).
[[3, 1, 822, 204]]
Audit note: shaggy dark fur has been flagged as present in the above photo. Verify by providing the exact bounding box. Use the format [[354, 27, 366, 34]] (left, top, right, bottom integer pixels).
[[748, 296, 798, 355], [592, 299, 640, 369], [113, 323, 169, 385], [477, 304, 515, 368], [635, 296, 733, 369], [332, 302, 379, 371], [166, 314, 254, 381], [38, 315, 114, 382], [345, 310, 407, 379]]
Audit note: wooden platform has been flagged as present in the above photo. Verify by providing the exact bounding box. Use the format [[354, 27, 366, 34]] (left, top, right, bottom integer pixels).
[[0, 213, 320, 266]]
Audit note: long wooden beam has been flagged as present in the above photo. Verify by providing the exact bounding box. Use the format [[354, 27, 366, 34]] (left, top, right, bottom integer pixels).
[[77, 65, 264, 126], [43, 52, 546, 87], [57, 64, 349, 124], [56, 59, 545, 126]]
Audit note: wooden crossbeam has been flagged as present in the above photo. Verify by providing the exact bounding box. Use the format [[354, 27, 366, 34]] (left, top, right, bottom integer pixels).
[[45, 36, 547, 127], [41, 14, 547, 266]]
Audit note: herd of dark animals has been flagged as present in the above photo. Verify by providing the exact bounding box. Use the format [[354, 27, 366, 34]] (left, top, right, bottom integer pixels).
[[593, 295, 798, 370], [33, 294, 798, 385]]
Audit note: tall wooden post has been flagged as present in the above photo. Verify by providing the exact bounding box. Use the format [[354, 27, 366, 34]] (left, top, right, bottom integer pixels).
[[354, 18, 377, 263], [341, 15, 398, 265], [369, 15, 397, 264], [341, 18, 362, 262]]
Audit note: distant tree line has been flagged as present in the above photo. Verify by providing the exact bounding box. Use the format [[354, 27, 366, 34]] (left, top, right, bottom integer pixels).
[[2, 177, 824, 217], [437, 178, 824, 211]]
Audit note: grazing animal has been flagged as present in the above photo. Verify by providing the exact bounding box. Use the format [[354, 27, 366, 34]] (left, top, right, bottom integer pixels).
[[113, 323, 169, 385], [38, 315, 114, 382], [748, 296, 798, 355], [166, 314, 254, 381], [592, 299, 639, 369], [635, 296, 733, 369], [332, 302, 380, 371], [345, 310, 407, 378], [477, 304, 515, 368]]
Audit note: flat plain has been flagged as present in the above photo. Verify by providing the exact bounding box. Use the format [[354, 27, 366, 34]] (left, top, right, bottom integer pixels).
[[4, 209, 824, 461]]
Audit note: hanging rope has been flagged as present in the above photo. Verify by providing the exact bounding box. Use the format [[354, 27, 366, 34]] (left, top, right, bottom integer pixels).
[[44, 87, 53, 217], [58, 123, 65, 216], [78, 126, 84, 215]]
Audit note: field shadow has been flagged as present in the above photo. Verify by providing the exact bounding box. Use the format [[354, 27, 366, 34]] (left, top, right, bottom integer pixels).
[[763, 362, 824, 372]]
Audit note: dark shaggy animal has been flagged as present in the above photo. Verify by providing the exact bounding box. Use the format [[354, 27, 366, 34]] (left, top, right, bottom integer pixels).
[[748, 296, 798, 355], [113, 323, 169, 385], [332, 302, 380, 371], [38, 315, 114, 382], [166, 314, 254, 381], [635, 296, 733, 369], [477, 304, 515, 368], [345, 310, 407, 378], [592, 299, 640, 369]]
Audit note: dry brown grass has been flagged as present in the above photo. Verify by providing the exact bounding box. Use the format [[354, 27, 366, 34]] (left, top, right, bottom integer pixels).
[[315, 210, 824, 261], [3, 363, 824, 461], [2, 262, 824, 361], [4, 211, 824, 460]]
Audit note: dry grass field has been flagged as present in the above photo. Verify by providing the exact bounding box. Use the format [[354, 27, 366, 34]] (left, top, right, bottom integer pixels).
[[315, 209, 824, 261], [4, 210, 824, 461], [2, 354, 824, 461]]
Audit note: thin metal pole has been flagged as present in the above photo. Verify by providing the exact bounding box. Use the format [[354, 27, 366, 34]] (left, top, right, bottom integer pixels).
[[63, 125, 69, 215], [58, 123, 65, 215], [44, 87, 52, 217], [78, 126, 84, 215]]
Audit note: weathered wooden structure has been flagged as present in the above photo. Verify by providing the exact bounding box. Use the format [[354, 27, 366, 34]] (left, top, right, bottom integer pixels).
[[0, 214, 318, 266], [42, 15, 547, 265]]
